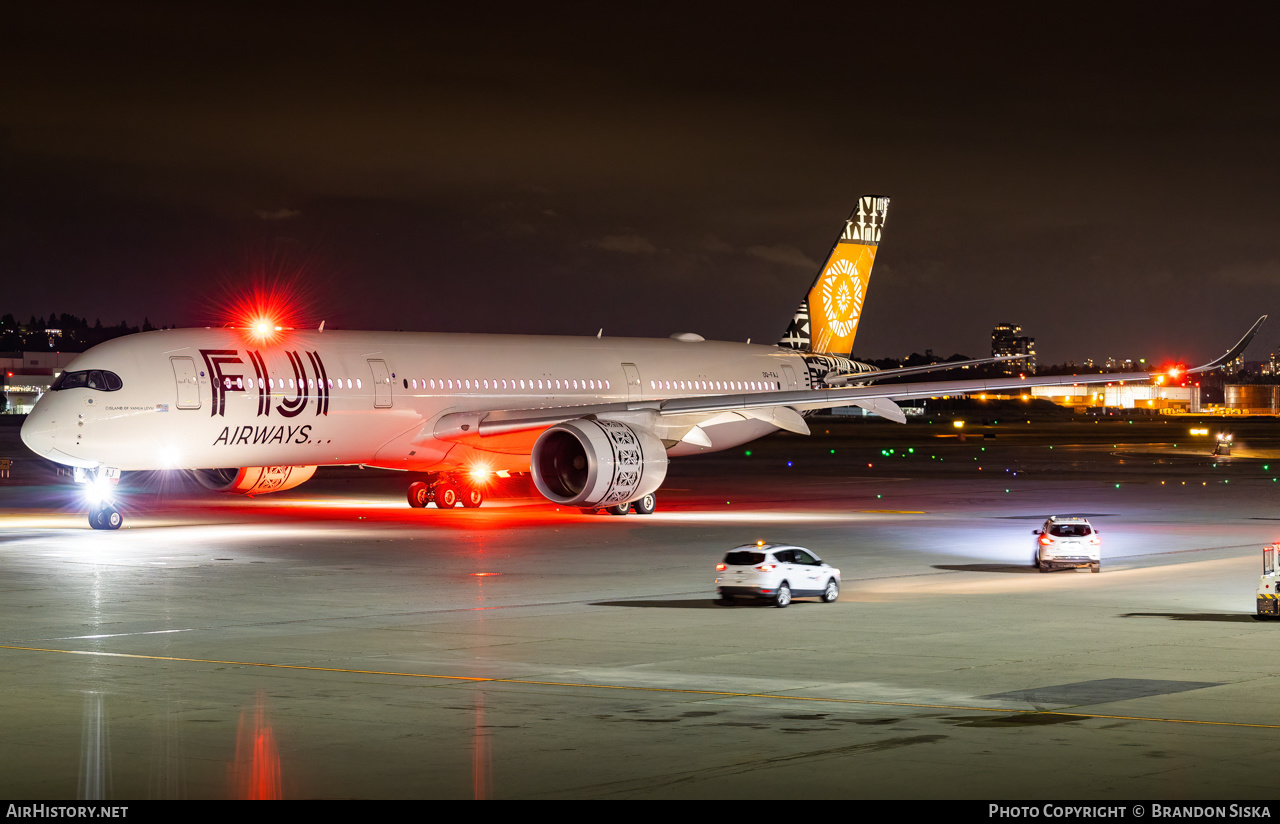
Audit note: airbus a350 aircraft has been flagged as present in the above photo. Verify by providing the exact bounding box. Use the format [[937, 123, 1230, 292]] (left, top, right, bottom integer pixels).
[[20, 196, 1266, 529]]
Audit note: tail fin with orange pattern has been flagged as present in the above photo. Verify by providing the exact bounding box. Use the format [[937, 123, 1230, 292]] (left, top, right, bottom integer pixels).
[[777, 195, 888, 355]]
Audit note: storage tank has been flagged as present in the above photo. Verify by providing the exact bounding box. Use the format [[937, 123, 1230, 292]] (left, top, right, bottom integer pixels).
[[1224, 385, 1279, 414]]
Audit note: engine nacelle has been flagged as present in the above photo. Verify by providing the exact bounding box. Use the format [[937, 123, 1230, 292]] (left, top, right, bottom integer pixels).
[[531, 419, 668, 507], [194, 466, 317, 496]]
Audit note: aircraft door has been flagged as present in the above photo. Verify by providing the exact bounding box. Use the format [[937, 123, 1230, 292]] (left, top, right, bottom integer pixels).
[[782, 364, 798, 389], [170, 357, 200, 410], [368, 359, 392, 408], [622, 363, 642, 401]]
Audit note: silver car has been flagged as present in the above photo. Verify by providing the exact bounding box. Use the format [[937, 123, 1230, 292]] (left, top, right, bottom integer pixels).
[[1033, 516, 1101, 573]]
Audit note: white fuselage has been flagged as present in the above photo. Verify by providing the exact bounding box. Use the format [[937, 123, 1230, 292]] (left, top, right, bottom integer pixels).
[[21, 328, 815, 473]]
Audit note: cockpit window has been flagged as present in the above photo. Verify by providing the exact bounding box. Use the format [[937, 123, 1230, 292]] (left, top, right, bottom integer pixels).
[[50, 370, 123, 392]]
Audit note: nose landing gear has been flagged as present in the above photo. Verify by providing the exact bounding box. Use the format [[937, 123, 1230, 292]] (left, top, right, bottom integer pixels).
[[76, 466, 123, 530], [90, 504, 122, 530]]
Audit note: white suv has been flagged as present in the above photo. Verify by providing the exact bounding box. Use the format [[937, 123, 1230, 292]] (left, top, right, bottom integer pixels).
[[715, 543, 841, 607], [1033, 516, 1101, 573]]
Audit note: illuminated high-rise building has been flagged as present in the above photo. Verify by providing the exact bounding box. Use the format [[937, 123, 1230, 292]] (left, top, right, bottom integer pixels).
[[992, 323, 1036, 375]]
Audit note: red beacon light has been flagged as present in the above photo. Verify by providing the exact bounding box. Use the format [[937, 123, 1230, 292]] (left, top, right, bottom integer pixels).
[[246, 317, 286, 342]]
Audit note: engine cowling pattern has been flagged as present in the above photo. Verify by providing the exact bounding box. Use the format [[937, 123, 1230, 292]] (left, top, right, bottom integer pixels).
[[531, 418, 668, 507], [194, 465, 317, 496]]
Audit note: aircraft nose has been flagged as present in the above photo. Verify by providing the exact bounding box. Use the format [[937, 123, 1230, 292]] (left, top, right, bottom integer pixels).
[[20, 403, 57, 458]]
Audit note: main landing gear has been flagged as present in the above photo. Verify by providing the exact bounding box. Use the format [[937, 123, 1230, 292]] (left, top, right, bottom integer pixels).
[[580, 492, 658, 516], [406, 475, 485, 510]]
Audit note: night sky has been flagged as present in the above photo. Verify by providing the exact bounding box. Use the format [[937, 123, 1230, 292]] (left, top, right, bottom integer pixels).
[[3, 2, 1277, 364]]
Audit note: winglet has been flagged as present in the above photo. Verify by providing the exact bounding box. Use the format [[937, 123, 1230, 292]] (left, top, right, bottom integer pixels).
[[1185, 316, 1267, 374]]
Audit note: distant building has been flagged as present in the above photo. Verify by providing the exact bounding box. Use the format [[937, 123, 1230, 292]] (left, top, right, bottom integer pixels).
[[1, 351, 78, 414], [1030, 384, 1200, 413], [991, 323, 1036, 375]]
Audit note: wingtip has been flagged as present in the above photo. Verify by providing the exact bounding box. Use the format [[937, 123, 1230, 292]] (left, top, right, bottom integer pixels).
[[1185, 316, 1269, 375]]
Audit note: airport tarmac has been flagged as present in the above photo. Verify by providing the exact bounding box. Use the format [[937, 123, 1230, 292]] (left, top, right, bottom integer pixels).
[[2, 415, 1280, 799]]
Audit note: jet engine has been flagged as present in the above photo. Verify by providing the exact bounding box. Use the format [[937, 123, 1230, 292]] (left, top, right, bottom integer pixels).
[[530, 419, 668, 507], [194, 465, 318, 496]]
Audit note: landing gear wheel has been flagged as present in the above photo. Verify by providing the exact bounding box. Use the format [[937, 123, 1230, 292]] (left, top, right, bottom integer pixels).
[[632, 493, 656, 515], [434, 483, 459, 509], [1091, 563, 1101, 573], [821, 579, 839, 603], [608, 502, 631, 516], [407, 481, 430, 508], [89, 506, 122, 530], [774, 583, 791, 608], [461, 486, 484, 508]]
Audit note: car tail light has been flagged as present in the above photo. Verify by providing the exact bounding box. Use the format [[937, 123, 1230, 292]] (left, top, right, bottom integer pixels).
[[1039, 536, 1053, 545], [1089, 535, 1101, 545], [716, 563, 726, 571], [756, 564, 776, 571]]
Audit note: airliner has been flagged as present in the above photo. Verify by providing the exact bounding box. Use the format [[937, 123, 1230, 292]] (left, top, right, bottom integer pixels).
[[19, 196, 1265, 529]]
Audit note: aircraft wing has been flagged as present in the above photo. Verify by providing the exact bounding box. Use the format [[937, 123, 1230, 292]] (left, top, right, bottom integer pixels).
[[436, 316, 1265, 440], [823, 354, 1027, 385], [1185, 314, 1267, 374]]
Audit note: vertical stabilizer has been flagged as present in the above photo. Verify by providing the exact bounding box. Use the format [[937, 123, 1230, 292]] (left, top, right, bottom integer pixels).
[[778, 195, 888, 355]]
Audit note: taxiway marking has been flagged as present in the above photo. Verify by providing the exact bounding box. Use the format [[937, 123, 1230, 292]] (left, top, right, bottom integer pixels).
[[1, 643, 1275, 731]]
